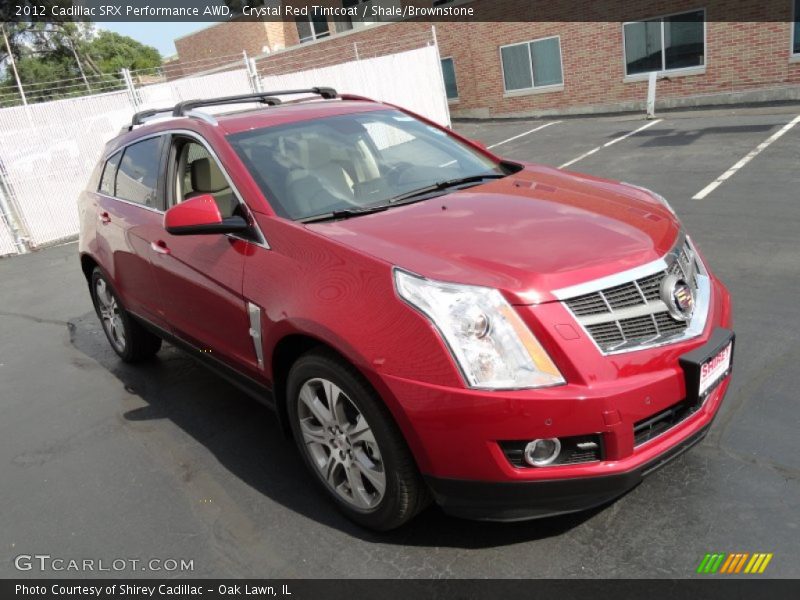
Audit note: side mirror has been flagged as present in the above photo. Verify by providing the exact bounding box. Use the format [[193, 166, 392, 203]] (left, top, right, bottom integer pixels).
[[164, 195, 249, 236]]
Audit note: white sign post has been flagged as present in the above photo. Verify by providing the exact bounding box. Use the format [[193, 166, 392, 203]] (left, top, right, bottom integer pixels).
[[646, 71, 657, 119]]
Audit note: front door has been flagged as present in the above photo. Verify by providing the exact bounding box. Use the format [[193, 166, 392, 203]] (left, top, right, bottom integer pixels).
[[148, 134, 259, 373]]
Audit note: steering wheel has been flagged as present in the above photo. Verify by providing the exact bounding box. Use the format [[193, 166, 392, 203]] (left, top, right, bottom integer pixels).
[[384, 162, 416, 186]]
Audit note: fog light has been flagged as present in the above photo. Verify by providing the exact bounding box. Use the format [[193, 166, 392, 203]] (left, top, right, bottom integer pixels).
[[523, 438, 561, 467]]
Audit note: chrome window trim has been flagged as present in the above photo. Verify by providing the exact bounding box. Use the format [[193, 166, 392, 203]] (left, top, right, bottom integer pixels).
[[554, 233, 711, 356], [96, 128, 270, 250], [95, 192, 164, 214]]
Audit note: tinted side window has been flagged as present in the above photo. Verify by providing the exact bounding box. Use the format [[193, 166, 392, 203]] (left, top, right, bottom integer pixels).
[[98, 153, 120, 196], [116, 137, 163, 208]]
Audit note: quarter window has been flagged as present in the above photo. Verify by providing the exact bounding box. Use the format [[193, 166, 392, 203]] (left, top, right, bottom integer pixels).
[[624, 9, 705, 76], [500, 36, 563, 93], [98, 153, 120, 196], [115, 137, 162, 208], [441, 58, 459, 99]]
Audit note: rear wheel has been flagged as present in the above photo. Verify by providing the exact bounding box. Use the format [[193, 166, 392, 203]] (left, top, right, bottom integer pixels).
[[287, 349, 430, 530], [91, 268, 161, 363]]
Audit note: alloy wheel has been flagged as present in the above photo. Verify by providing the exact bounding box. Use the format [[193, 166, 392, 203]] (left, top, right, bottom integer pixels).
[[95, 278, 126, 353], [297, 377, 387, 510]]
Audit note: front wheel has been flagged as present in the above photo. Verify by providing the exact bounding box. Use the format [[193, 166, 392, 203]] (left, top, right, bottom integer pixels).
[[287, 349, 430, 530], [90, 268, 162, 363]]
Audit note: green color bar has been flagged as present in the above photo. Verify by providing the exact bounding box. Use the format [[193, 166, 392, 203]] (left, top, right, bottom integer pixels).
[[697, 554, 712, 574], [709, 553, 726, 573]]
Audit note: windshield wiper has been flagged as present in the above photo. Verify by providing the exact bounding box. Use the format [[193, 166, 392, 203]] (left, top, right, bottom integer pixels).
[[299, 205, 390, 224], [387, 173, 505, 204], [300, 174, 505, 224]]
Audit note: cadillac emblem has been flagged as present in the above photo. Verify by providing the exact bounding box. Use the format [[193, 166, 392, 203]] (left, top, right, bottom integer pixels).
[[661, 274, 695, 321]]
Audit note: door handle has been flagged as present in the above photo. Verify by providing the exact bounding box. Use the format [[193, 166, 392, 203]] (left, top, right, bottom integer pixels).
[[98, 211, 111, 225], [151, 240, 170, 255]]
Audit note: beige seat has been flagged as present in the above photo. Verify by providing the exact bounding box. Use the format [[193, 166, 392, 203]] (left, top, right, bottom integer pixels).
[[284, 140, 354, 216], [186, 157, 237, 218]]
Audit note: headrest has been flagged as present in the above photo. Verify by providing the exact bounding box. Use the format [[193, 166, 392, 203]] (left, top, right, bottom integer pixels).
[[191, 158, 227, 193]]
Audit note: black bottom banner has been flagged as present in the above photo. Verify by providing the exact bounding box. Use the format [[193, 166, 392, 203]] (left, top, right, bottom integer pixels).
[[2, 579, 800, 600]]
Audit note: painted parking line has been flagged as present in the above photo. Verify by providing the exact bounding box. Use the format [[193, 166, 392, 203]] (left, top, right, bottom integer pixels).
[[692, 114, 800, 200], [558, 119, 663, 169], [487, 121, 561, 149]]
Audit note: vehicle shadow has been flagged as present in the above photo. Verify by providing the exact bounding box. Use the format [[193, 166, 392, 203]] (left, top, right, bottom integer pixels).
[[69, 311, 602, 549]]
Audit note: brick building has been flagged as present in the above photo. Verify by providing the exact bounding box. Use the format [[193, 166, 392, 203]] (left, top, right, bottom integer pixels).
[[170, 0, 800, 118]]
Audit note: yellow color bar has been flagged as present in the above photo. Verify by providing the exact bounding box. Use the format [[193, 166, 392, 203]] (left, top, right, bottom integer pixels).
[[758, 554, 774, 573], [744, 554, 762, 574]]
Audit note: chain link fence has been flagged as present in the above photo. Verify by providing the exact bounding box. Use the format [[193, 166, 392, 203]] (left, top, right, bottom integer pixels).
[[0, 26, 447, 257]]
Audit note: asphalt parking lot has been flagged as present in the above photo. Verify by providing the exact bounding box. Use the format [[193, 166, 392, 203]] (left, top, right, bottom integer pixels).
[[2, 105, 799, 578]]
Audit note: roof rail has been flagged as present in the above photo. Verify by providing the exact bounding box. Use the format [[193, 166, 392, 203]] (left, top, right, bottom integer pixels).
[[130, 107, 173, 128], [172, 87, 338, 117], [128, 87, 338, 131]]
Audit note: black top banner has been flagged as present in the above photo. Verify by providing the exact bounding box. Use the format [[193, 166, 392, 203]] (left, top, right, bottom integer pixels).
[[1, 0, 796, 23]]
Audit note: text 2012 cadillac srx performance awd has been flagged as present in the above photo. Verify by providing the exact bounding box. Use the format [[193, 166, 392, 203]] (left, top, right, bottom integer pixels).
[[78, 89, 734, 530]]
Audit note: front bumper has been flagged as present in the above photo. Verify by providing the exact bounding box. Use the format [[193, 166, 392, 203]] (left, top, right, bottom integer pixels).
[[425, 420, 712, 521], [374, 277, 732, 520]]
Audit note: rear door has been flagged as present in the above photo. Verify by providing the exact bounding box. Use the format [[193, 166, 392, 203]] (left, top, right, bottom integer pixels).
[[95, 135, 168, 326]]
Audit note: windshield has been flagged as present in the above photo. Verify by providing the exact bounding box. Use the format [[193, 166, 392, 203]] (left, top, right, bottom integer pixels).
[[226, 109, 506, 221]]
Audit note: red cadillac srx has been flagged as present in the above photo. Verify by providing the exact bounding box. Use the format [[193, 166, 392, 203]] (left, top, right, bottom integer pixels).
[[78, 89, 734, 530]]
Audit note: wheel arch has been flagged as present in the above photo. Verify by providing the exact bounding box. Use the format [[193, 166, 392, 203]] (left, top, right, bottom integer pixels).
[[269, 331, 433, 473], [80, 252, 99, 286]]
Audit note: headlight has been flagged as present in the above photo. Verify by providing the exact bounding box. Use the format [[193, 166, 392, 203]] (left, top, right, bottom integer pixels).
[[623, 182, 677, 217], [393, 269, 565, 390]]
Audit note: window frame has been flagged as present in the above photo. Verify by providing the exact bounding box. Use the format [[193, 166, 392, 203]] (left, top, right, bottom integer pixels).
[[295, 14, 331, 43], [95, 129, 268, 248], [96, 133, 167, 213], [792, 0, 800, 59], [498, 35, 565, 96], [114, 135, 168, 210], [98, 152, 121, 198], [622, 8, 707, 80], [440, 56, 459, 101]]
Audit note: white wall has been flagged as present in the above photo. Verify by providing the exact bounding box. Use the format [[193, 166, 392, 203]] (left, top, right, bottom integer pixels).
[[260, 45, 451, 127], [0, 70, 252, 253]]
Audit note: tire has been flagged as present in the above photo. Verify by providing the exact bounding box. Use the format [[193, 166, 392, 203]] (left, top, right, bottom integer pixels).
[[90, 268, 162, 363], [287, 348, 430, 530]]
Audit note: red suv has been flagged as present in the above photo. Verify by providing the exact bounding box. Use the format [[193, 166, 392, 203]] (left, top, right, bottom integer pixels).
[[79, 89, 734, 530]]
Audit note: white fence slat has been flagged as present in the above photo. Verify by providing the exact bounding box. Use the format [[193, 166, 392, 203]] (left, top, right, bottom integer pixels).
[[260, 46, 450, 127]]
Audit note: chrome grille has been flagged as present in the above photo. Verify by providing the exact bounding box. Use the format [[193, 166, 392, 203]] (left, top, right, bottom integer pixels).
[[560, 235, 708, 354]]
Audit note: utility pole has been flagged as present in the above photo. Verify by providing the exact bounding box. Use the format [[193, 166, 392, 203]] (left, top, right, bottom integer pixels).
[[1, 23, 27, 106]]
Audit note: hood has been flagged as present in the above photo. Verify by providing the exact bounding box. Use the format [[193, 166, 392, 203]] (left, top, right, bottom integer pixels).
[[308, 164, 680, 304]]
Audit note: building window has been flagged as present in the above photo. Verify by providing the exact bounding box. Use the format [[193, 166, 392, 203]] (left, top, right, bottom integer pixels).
[[296, 15, 330, 43], [794, 0, 800, 55], [441, 57, 459, 99], [500, 36, 563, 93], [623, 9, 705, 76], [336, 0, 402, 33]]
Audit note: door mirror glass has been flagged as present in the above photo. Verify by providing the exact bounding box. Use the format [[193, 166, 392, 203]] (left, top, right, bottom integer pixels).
[[164, 194, 249, 236]]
